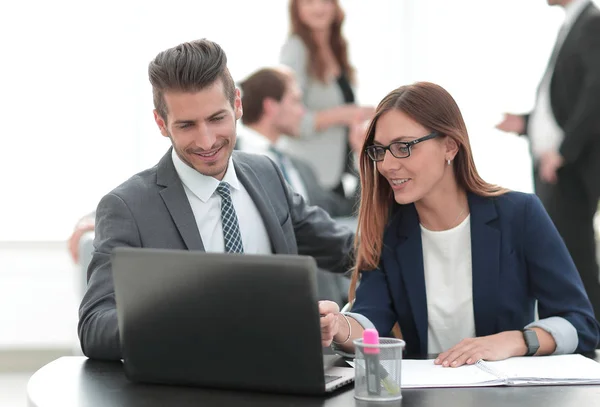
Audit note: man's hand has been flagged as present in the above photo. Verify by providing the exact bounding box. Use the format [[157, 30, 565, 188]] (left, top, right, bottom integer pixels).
[[496, 113, 525, 134], [68, 219, 95, 264], [434, 331, 527, 368], [539, 150, 564, 184], [319, 300, 340, 347]]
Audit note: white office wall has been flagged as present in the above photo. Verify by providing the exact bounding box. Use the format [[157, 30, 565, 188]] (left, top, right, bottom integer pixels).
[[0, 0, 591, 242], [0, 242, 78, 349], [0, 0, 400, 241]]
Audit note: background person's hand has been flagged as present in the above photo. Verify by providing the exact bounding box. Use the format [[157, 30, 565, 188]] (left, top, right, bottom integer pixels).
[[434, 331, 527, 368], [358, 106, 375, 122], [339, 105, 374, 126], [539, 150, 564, 184], [68, 219, 95, 264], [319, 300, 340, 347], [349, 119, 369, 153], [495, 113, 525, 134]]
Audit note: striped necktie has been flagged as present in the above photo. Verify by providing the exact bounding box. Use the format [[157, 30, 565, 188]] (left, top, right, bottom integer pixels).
[[216, 182, 244, 253]]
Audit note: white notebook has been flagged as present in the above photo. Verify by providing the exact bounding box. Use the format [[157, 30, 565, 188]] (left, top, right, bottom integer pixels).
[[402, 354, 600, 388]]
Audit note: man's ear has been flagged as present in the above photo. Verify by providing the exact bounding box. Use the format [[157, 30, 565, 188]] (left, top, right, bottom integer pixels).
[[445, 136, 459, 161], [234, 88, 243, 120], [153, 110, 169, 138], [263, 98, 277, 117]]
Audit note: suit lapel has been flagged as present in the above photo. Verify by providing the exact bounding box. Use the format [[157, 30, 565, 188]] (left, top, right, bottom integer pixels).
[[551, 3, 594, 80], [233, 157, 290, 254], [468, 193, 500, 337], [156, 149, 205, 251], [393, 205, 428, 353]]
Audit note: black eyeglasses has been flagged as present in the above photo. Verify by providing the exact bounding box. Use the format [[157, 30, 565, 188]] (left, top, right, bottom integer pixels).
[[365, 132, 440, 162]]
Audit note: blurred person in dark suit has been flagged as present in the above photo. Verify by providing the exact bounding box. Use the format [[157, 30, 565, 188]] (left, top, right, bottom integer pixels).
[[497, 0, 600, 322]]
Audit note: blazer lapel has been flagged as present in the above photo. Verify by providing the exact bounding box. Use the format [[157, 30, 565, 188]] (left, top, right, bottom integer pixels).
[[468, 193, 500, 337], [156, 149, 205, 251], [393, 205, 428, 354], [233, 158, 290, 254], [551, 3, 594, 81]]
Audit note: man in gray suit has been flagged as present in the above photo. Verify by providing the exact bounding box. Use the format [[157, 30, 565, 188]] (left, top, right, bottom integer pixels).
[[78, 39, 355, 361]]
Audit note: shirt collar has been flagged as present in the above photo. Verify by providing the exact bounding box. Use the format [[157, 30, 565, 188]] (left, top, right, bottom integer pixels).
[[238, 125, 276, 154], [171, 148, 241, 203], [564, 0, 589, 27]]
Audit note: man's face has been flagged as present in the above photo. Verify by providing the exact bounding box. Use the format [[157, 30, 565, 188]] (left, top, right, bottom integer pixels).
[[154, 79, 242, 180], [272, 81, 305, 137]]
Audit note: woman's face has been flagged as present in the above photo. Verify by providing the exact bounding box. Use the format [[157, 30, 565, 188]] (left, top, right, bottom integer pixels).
[[296, 0, 337, 32], [373, 109, 455, 205]]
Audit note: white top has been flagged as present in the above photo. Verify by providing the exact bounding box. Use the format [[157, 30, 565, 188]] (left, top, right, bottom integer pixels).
[[421, 215, 476, 354], [528, 0, 590, 160], [237, 126, 310, 202], [171, 149, 272, 254]]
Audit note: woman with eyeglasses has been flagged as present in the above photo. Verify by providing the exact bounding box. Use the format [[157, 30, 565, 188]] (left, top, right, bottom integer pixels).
[[318, 82, 600, 366]]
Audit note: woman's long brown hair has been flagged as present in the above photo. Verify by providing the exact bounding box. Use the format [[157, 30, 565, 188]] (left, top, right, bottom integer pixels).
[[349, 82, 509, 316], [289, 0, 354, 83]]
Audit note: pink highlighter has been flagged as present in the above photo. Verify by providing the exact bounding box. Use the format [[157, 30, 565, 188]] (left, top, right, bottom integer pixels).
[[363, 328, 382, 396]]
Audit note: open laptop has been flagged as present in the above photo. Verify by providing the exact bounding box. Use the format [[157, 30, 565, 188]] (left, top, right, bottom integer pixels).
[[111, 247, 354, 395]]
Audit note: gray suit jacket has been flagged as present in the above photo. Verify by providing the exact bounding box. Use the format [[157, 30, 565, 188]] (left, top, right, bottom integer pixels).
[[78, 149, 354, 361]]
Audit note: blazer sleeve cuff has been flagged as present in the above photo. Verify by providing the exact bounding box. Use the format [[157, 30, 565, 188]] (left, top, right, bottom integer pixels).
[[525, 316, 578, 355], [330, 312, 375, 358]]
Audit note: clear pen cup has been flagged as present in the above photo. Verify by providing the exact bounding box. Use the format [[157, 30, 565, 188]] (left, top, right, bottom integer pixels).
[[353, 337, 405, 402]]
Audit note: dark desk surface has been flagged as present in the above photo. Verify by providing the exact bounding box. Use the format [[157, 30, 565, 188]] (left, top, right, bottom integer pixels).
[[28, 354, 600, 407]]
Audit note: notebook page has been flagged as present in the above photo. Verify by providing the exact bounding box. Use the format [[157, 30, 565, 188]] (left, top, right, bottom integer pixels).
[[401, 359, 504, 388], [483, 354, 600, 384]]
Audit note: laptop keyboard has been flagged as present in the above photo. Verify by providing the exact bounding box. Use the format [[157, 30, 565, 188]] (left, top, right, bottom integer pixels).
[[324, 375, 341, 384]]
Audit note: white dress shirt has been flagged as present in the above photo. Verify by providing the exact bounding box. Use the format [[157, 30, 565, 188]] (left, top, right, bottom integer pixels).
[[529, 0, 590, 160], [237, 126, 310, 203], [421, 216, 476, 354], [171, 148, 272, 254]]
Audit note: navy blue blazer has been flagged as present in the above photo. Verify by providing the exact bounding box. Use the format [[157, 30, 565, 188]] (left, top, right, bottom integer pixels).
[[352, 191, 599, 357]]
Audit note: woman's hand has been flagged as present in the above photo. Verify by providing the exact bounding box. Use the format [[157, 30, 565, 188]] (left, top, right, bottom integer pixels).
[[434, 331, 527, 367], [319, 300, 340, 347]]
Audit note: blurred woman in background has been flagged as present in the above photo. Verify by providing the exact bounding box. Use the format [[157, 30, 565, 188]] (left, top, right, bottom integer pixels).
[[280, 0, 373, 199]]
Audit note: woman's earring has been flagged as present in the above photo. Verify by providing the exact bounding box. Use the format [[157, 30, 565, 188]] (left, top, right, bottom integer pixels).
[[447, 159, 451, 166]]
